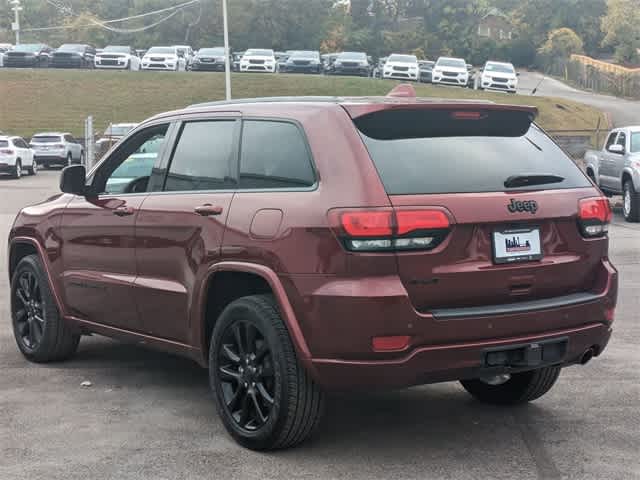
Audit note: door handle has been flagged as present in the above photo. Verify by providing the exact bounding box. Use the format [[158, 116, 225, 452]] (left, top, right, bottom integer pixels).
[[194, 204, 223, 216], [113, 206, 135, 217]]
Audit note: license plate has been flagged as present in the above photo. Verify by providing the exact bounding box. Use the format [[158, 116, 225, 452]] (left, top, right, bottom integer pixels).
[[493, 227, 542, 264]]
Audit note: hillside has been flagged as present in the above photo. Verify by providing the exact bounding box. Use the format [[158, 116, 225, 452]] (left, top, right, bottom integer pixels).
[[0, 70, 606, 138]]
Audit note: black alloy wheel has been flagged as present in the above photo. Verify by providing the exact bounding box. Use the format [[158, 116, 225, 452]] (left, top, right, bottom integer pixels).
[[216, 320, 275, 431], [12, 270, 45, 351]]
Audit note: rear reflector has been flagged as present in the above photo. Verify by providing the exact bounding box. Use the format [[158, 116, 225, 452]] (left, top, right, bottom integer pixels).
[[372, 335, 410, 352], [578, 197, 611, 238]]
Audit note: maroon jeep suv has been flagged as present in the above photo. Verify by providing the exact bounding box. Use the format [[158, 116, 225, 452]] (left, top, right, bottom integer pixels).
[[8, 86, 617, 450]]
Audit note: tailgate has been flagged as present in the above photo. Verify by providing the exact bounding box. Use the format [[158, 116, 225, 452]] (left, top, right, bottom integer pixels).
[[352, 104, 608, 314]]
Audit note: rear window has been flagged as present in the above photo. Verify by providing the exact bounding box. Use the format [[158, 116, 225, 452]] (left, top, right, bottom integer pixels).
[[358, 110, 590, 195], [32, 136, 62, 143], [0, 140, 8, 148]]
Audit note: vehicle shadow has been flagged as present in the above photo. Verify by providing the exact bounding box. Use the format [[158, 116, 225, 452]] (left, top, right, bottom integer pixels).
[[61, 337, 555, 462]]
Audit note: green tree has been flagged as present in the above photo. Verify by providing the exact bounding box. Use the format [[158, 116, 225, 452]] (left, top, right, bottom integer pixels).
[[601, 0, 640, 63]]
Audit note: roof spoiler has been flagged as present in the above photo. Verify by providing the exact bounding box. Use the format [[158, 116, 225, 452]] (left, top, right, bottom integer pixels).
[[387, 84, 416, 98]]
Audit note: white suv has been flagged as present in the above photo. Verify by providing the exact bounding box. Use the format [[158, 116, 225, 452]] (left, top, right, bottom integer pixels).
[[432, 57, 469, 87], [30, 132, 84, 168], [480, 61, 518, 93], [240, 49, 276, 73], [383, 54, 419, 81], [141, 46, 186, 71], [0, 136, 36, 178]]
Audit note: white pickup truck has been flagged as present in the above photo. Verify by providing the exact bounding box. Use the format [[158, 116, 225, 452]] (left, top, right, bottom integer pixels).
[[584, 126, 640, 222]]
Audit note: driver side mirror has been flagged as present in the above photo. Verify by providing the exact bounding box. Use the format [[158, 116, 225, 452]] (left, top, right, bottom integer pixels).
[[60, 165, 87, 195], [608, 144, 625, 154]]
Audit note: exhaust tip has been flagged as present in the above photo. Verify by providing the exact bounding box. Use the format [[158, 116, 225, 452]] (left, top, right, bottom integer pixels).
[[580, 348, 595, 365]]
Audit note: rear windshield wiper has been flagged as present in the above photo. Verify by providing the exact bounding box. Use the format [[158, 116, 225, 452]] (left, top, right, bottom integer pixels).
[[504, 174, 565, 189]]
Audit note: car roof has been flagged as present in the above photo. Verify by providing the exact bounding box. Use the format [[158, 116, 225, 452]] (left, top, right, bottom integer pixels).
[[485, 60, 514, 66]]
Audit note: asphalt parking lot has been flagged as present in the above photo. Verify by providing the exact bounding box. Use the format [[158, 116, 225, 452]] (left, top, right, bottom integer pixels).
[[1, 170, 639, 480]]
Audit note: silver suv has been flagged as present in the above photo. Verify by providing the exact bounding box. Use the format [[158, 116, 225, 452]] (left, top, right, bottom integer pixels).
[[30, 132, 84, 169]]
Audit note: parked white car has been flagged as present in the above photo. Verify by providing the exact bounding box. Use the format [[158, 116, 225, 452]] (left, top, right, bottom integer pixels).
[[0, 136, 36, 178], [480, 61, 518, 93], [95, 45, 141, 70], [173, 45, 195, 69], [240, 49, 276, 73], [383, 53, 420, 81], [141, 46, 186, 71], [30, 132, 84, 168], [431, 57, 469, 87]]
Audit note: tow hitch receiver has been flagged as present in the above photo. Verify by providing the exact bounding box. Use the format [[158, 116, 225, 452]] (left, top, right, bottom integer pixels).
[[483, 338, 568, 368]]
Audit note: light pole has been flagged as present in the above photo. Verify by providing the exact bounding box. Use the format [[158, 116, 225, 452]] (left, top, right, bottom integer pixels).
[[222, 0, 231, 100], [10, 0, 22, 45]]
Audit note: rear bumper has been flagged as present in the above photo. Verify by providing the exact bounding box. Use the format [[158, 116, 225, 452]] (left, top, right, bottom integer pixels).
[[35, 155, 66, 165], [311, 324, 611, 389], [191, 63, 226, 71], [286, 259, 617, 390], [0, 163, 17, 173]]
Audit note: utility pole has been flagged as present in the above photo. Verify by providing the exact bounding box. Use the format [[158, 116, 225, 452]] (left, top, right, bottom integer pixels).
[[10, 0, 22, 45], [222, 0, 231, 100]]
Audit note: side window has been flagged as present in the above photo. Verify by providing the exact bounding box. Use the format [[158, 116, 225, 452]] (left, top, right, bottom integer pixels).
[[239, 120, 315, 189], [64, 135, 74, 143], [94, 124, 168, 195], [164, 120, 237, 192], [605, 132, 618, 150], [616, 132, 626, 149]]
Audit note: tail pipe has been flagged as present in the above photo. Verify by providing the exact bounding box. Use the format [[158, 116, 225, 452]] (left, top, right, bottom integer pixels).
[[580, 347, 596, 365]]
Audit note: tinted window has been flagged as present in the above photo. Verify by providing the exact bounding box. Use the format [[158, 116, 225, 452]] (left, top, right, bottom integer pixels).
[[361, 124, 590, 194], [239, 121, 315, 189], [64, 135, 75, 143], [165, 121, 236, 192], [616, 132, 626, 148], [605, 132, 618, 149], [631, 133, 640, 153], [0, 140, 8, 148], [102, 128, 168, 195]]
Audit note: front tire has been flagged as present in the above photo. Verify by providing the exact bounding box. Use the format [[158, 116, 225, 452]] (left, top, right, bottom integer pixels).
[[461, 366, 561, 405], [623, 180, 640, 222], [12, 160, 22, 179], [209, 295, 324, 450], [11, 254, 80, 363]]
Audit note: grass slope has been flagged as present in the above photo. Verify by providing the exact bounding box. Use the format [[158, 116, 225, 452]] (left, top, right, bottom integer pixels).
[[0, 69, 605, 138]]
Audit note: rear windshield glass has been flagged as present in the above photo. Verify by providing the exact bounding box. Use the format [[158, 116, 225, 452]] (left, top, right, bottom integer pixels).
[[359, 115, 589, 195], [0, 140, 8, 148], [31, 136, 62, 143]]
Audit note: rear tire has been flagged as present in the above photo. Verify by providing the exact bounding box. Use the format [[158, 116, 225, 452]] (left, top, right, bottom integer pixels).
[[460, 366, 561, 405], [27, 161, 37, 175], [623, 180, 640, 222], [209, 294, 324, 450], [11, 254, 80, 363]]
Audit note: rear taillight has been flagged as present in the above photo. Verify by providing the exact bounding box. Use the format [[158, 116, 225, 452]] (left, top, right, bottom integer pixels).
[[578, 197, 611, 238], [0, 149, 14, 155], [332, 208, 452, 252], [53, 144, 65, 149]]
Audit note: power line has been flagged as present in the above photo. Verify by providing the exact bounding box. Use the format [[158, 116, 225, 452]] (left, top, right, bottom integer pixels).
[[23, 0, 200, 33]]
